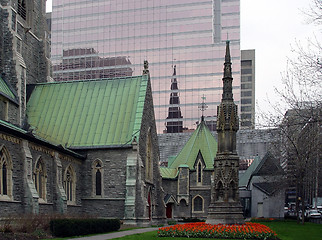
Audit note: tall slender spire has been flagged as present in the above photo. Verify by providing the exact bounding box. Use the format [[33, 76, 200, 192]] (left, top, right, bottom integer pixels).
[[166, 65, 183, 133], [222, 40, 233, 100]]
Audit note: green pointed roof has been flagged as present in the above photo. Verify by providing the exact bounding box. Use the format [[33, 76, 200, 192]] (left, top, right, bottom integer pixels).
[[160, 121, 217, 179], [239, 156, 260, 188], [0, 76, 17, 102], [26, 75, 148, 148], [239, 152, 283, 188]]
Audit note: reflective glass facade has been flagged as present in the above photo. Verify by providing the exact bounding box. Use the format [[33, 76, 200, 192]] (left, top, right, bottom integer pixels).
[[51, 0, 241, 133]]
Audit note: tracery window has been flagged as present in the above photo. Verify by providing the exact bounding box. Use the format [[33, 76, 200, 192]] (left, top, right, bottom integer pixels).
[[64, 165, 76, 203], [33, 157, 47, 201], [92, 159, 103, 196], [193, 195, 203, 212], [0, 145, 12, 199]]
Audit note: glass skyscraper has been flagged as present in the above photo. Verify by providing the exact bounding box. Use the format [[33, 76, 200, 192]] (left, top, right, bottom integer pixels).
[[51, 0, 241, 133]]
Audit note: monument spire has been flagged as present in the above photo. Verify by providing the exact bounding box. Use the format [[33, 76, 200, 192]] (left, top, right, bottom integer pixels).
[[165, 65, 183, 133], [207, 41, 244, 225]]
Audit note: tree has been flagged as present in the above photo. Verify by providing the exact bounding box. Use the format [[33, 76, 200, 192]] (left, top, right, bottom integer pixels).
[[258, 1, 321, 224]]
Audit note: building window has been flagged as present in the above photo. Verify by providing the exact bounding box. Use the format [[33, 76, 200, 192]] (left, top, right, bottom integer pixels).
[[92, 159, 103, 197], [18, 0, 26, 20], [241, 106, 252, 112], [241, 60, 252, 67], [33, 157, 47, 201], [241, 68, 252, 75], [193, 195, 203, 212], [64, 165, 76, 204], [241, 99, 252, 104], [196, 160, 203, 184], [241, 91, 252, 97], [146, 129, 153, 182], [0, 145, 12, 200]]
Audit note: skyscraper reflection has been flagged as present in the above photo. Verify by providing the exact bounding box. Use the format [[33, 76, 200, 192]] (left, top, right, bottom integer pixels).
[[51, 0, 241, 133]]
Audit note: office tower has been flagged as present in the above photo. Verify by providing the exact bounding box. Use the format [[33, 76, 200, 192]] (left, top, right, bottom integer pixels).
[[240, 49, 255, 129], [51, 0, 241, 133]]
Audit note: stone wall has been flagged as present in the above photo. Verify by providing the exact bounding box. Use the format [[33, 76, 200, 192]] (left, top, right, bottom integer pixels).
[[136, 74, 165, 223], [0, 1, 49, 126]]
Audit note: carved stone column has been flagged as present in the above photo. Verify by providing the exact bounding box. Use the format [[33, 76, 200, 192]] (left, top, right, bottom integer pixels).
[[207, 41, 244, 224]]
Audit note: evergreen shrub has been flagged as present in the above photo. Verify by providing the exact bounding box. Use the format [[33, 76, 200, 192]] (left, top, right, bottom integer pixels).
[[50, 218, 120, 237]]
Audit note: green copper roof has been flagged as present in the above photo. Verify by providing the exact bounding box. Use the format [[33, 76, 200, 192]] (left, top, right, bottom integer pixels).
[[239, 156, 260, 188], [160, 121, 217, 179], [0, 76, 16, 101], [160, 167, 178, 179], [26, 75, 148, 148]]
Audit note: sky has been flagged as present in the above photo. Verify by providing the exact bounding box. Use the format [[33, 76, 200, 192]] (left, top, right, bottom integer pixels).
[[46, 0, 321, 125]]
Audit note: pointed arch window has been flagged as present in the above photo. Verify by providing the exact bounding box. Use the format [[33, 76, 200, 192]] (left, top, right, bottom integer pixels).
[[64, 165, 76, 204], [33, 157, 47, 201], [0, 145, 13, 200], [92, 159, 104, 197], [196, 160, 203, 185], [193, 195, 204, 212]]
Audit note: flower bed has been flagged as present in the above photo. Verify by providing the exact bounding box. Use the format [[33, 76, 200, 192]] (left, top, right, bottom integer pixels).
[[158, 222, 278, 239]]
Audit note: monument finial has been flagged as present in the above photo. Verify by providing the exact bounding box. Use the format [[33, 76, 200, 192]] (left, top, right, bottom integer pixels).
[[143, 60, 149, 75]]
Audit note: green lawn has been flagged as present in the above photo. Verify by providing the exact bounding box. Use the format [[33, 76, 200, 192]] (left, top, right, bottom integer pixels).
[[260, 220, 322, 240], [111, 221, 322, 240]]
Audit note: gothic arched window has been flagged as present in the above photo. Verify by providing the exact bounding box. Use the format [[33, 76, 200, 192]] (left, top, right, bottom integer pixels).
[[92, 159, 104, 197], [196, 160, 203, 184], [193, 195, 203, 212], [64, 165, 76, 203], [0, 145, 12, 200], [33, 157, 47, 201]]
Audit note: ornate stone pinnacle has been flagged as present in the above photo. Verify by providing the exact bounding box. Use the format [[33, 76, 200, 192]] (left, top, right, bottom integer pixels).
[[143, 60, 149, 74]]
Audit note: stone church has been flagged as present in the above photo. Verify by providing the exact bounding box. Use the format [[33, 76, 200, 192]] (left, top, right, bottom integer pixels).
[[0, 0, 165, 225], [161, 118, 218, 219]]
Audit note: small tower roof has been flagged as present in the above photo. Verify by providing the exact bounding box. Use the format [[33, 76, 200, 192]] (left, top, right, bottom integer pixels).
[[160, 121, 217, 179]]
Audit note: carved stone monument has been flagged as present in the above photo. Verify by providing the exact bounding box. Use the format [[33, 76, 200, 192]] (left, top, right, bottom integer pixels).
[[207, 40, 244, 224]]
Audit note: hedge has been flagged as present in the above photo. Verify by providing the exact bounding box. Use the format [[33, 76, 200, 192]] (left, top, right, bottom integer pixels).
[[50, 218, 120, 237]]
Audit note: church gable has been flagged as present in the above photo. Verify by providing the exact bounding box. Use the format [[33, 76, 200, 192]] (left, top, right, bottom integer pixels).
[[168, 120, 217, 170], [160, 120, 217, 180], [252, 152, 283, 176], [26, 75, 148, 148]]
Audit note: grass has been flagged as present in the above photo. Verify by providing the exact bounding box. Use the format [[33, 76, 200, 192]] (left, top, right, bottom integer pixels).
[[45, 220, 322, 240], [111, 220, 322, 240], [261, 220, 322, 240]]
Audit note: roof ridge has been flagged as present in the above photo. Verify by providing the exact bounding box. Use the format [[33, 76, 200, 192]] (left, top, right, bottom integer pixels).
[[30, 75, 144, 85], [168, 122, 201, 168], [201, 122, 215, 168]]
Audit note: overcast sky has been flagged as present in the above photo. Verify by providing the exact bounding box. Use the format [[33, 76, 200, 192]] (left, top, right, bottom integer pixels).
[[46, 0, 321, 124], [241, 0, 320, 123]]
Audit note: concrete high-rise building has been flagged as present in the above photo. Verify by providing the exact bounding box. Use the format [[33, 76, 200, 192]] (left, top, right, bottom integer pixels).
[[51, 0, 241, 133], [240, 49, 255, 129]]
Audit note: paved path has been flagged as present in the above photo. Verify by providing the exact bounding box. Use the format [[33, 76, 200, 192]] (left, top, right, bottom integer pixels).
[[68, 227, 159, 240]]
